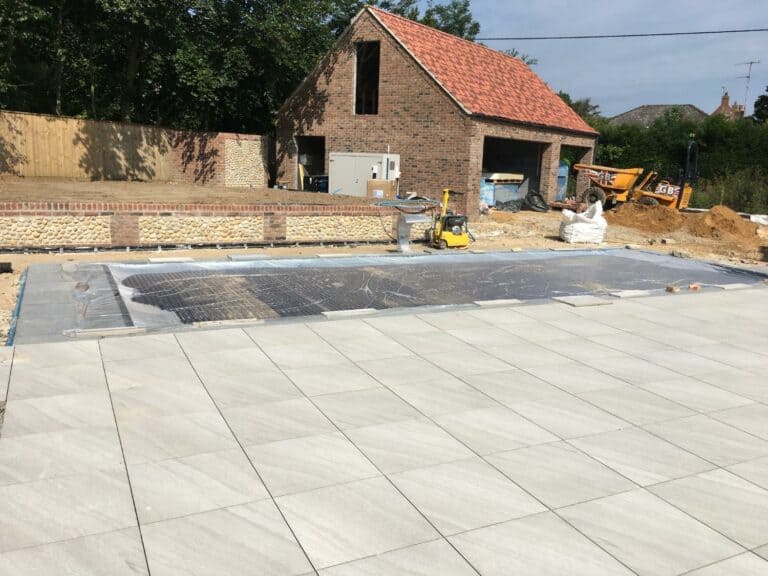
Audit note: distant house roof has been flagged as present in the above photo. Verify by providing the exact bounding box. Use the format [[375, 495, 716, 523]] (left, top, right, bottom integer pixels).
[[609, 104, 708, 127], [368, 7, 597, 136]]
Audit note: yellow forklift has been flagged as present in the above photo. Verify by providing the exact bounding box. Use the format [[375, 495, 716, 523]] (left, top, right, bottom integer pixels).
[[428, 188, 471, 249]]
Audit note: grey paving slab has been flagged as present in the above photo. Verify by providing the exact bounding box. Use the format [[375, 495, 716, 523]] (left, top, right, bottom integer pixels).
[[461, 369, 567, 406], [129, 448, 269, 524], [0, 527, 148, 576], [141, 500, 312, 576], [99, 333, 185, 362], [223, 398, 335, 446], [312, 388, 422, 429], [526, 361, 627, 395], [537, 336, 628, 363], [645, 415, 768, 467], [728, 456, 768, 490], [418, 311, 491, 331], [449, 511, 634, 576], [6, 361, 106, 401], [545, 316, 622, 337], [175, 327, 256, 355], [445, 326, 528, 348], [0, 426, 124, 486], [1, 390, 115, 437], [12, 340, 100, 369], [710, 404, 768, 440], [327, 335, 412, 362], [245, 323, 322, 347], [0, 468, 136, 553], [421, 347, 515, 377], [571, 427, 714, 486], [262, 341, 348, 370], [276, 476, 438, 569], [284, 362, 381, 397], [245, 432, 379, 497], [466, 306, 534, 325], [390, 377, 498, 416], [559, 489, 744, 576], [511, 394, 629, 439], [389, 458, 545, 535], [486, 342, 575, 369], [395, 330, 474, 354], [581, 354, 683, 385], [364, 314, 440, 335], [696, 369, 768, 404], [691, 343, 768, 371], [195, 367, 301, 409], [110, 376, 215, 420], [186, 347, 279, 382], [318, 539, 476, 575], [685, 553, 768, 576], [357, 355, 451, 386], [637, 377, 754, 413], [587, 331, 670, 354], [634, 350, 735, 378], [756, 545, 768, 561], [117, 410, 238, 465], [346, 419, 474, 474], [649, 469, 768, 549], [552, 295, 613, 307], [578, 386, 696, 425], [308, 319, 384, 341], [433, 406, 558, 455], [103, 354, 201, 391], [487, 442, 636, 508]]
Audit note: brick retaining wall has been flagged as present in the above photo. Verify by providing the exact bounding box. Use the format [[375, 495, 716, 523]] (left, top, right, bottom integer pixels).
[[0, 202, 422, 249]]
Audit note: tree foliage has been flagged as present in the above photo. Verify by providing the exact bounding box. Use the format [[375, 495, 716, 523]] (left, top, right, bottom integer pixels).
[[558, 91, 600, 121], [504, 48, 538, 67], [591, 109, 768, 212], [754, 85, 768, 125], [0, 0, 480, 132]]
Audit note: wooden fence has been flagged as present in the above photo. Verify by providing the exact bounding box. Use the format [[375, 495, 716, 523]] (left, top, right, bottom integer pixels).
[[0, 110, 267, 187]]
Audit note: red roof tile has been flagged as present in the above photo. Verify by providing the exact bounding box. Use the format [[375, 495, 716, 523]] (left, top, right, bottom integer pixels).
[[369, 7, 597, 135]]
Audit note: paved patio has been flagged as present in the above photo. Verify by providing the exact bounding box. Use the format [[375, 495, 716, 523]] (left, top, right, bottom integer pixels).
[[0, 287, 767, 575]]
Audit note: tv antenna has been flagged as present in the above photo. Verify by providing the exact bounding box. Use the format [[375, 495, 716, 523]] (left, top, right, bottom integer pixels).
[[736, 60, 760, 109]]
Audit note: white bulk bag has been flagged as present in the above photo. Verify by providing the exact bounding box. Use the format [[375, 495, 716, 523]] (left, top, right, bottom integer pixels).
[[559, 201, 608, 244]]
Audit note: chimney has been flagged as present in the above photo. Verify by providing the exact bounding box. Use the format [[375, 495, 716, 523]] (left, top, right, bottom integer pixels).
[[721, 92, 730, 108]]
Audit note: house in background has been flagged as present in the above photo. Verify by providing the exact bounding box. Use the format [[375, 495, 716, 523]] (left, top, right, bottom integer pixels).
[[276, 6, 597, 214], [609, 104, 708, 128], [711, 92, 745, 120]]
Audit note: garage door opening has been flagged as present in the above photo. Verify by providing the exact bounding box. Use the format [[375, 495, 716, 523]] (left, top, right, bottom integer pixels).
[[481, 137, 542, 207], [296, 136, 326, 191]]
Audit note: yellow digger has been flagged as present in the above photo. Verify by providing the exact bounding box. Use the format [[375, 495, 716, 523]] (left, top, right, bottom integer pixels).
[[428, 188, 470, 249], [574, 136, 698, 210]]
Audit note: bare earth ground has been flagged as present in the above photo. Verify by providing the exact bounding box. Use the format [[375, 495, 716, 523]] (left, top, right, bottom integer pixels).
[[0, 177, 370, 205], [1, 209, 766, 344]]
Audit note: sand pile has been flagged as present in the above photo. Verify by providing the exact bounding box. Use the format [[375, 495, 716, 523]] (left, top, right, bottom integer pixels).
[[605, 203, 684, 234], [684, 205, 759, 243], [607, 203, 760, 245]]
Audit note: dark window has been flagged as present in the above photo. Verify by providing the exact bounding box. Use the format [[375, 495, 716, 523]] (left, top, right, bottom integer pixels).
[[355, 42, 380, 115]]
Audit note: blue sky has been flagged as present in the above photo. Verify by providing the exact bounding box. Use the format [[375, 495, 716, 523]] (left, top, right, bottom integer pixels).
[[456, 0, 767, 116]]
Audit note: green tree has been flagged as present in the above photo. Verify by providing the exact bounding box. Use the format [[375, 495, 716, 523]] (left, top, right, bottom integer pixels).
[[558, 91, 601, 120], [421, 0, 479, 40], [503, 48, 538, 66], [754, 86, 768, 124]]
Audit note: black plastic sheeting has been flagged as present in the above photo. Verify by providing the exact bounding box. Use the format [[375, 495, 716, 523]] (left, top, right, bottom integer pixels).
[[113, 250, 766, 325]]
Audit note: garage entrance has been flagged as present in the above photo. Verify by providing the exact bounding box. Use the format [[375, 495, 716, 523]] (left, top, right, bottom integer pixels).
[[482, 137, 543, 203]]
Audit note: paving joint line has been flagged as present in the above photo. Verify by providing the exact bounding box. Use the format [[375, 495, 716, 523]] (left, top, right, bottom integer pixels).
[[246, 328, 484, 576], [96, 339, 153, 576], [172, 332, 320, 576], [310, 321, 642, 576]]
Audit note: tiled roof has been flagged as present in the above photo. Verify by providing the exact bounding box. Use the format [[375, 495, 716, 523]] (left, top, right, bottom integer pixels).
[[368, 6, 597, 135], [610, 104, 708, 127]]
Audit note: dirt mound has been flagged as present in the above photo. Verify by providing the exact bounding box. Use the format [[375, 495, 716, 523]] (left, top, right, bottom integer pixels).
[[684, 205, 759, 243], [605, 203, 684, 234]]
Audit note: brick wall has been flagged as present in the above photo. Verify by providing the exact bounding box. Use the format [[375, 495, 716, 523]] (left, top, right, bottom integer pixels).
[[276, 11, 597, 215], [276, 12, 474, 211], [0, 202, 419, 248]]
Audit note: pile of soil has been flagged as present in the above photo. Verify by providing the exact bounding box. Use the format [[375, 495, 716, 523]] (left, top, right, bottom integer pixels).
[[684, 205, 759, 243], [605, 203, 684, 234]]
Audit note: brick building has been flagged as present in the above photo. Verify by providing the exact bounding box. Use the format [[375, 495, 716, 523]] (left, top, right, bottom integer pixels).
[[276, 6, 598, 214]]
